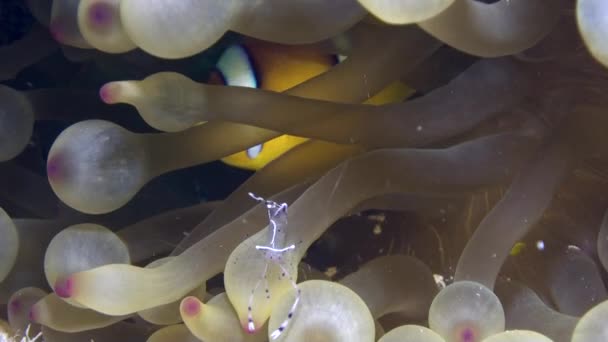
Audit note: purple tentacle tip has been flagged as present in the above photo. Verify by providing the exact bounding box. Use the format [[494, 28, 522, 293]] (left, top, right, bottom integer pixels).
[[49, 23, 63, 42], [182, 297, 201, 317], [99, 84, 116, 104], [55, 277, 74, 298], [89, 2, 114, 28], [28, 307, 38, 322], [9, 299, 21, 313], [461, 327, 475, 342], [47, 154, 66, 182]]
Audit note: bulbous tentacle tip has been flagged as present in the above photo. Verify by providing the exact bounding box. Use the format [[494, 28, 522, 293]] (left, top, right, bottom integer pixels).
[[54, 276, 74, 298], [456, 326, 477, 342], [99, 83, 119, 104], [88, 2, 114, 28], [49, 23, 62, 42], [46, 153, 67, 183], [181, 296, 201, 317], [28, 307, 38, 323], [9, 299, 21, 314]]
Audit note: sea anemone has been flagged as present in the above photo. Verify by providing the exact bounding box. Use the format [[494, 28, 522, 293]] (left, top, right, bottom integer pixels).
[[2, 0, 608, 341]]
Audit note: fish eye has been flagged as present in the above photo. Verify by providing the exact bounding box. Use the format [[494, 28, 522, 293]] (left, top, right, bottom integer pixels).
[[216, 44, 258, 88], [246, 144, 263, 159]]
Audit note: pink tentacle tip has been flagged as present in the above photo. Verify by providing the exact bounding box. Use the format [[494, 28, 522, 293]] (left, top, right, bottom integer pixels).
[[88, 2, 113, 27], [49, 23, 63, 42], [9, 299, 21, 313], [54, 277, 74, 298], [28, 307, 38, 322], [99, 84, 118, 104], [457, 326, 476, 342], [181, 297, 201, 317], [46, 154, 66, 182]]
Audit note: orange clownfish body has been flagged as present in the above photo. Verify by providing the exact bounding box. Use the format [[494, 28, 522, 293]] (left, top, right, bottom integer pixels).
[[212, 40, 414, 171]]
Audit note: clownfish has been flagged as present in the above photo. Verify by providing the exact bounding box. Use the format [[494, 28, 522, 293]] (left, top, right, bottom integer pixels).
[[210, 40, 414, 171]]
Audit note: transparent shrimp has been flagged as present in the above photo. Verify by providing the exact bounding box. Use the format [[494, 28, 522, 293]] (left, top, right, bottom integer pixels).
[[7, 325, 43, 342], [247, 192, 300, 340], [20, 325, 42, 342]]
